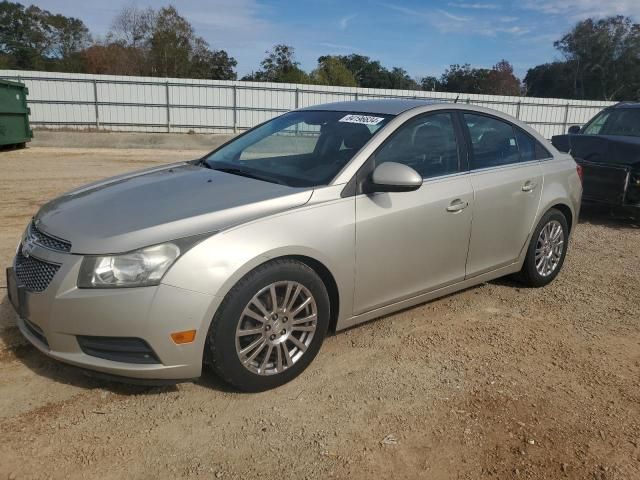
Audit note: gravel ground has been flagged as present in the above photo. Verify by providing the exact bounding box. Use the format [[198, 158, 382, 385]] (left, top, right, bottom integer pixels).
[[0, 146, 639, 480]]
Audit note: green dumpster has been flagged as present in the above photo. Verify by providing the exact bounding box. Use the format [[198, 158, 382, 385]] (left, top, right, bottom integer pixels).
[[0, 79, 33, 147]]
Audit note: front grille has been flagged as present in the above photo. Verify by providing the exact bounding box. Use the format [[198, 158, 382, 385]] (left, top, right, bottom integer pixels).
[[76, 336, 161, 364], [23, 319, 49, 347], [28, 221, 71, 253], [14, 251, 60, 292]]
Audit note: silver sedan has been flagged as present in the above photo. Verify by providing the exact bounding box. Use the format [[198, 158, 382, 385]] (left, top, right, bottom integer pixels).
[[7, 100, 582, 391]]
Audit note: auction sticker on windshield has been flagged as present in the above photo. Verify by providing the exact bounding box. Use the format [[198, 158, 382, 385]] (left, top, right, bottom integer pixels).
[[339, 114, 385, 125]]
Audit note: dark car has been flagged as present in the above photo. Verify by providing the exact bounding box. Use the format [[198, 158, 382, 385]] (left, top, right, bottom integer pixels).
[[552, 102, 640, 210]]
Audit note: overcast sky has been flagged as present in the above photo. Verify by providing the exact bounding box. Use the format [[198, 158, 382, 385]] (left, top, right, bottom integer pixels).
[[28, 0, 640, 79]]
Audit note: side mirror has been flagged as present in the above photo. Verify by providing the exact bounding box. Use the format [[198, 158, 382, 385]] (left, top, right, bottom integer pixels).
[[369, 162, 422, 193], [568, 125, 581, 134]]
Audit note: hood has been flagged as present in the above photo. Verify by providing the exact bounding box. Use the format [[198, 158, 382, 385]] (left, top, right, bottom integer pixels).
[[36, 163, 313, 254]]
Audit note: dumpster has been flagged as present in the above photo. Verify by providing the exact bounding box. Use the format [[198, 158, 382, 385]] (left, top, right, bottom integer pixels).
[[0, 79, 33, 148]]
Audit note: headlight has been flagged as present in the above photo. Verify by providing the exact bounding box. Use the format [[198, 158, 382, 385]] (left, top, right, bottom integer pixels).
[[78, 235, 208, 288]]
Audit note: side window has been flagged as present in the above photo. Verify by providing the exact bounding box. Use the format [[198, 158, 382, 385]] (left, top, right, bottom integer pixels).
[[583, 111, 610, 135], [515, 129, 536, 162], [374, 113, 460, 179], [464, 114, 519, 169], [535, 141, 551, 159]]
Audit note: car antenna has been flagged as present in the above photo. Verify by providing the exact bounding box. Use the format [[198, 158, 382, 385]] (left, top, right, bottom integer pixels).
[[454, 95, 460, 104]]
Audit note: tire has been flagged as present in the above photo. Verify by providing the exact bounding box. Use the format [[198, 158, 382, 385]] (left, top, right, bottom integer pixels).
[[205, 259, 330, 392], [517, 208, 569, 287]]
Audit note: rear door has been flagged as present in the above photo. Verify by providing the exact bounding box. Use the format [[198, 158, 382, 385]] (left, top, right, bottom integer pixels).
[[461, 113, 544, 277]]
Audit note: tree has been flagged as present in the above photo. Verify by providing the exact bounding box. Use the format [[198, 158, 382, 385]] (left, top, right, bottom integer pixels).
[[484, 60, 521, 96], [0, 1, 90, 70], [387, 67, 419, 90], [244, 44, 310, 83], [108, 6, 155, 49], [523, 62, 576, 98], [525, 16, 640, 101], [438, 64, 490, 94], [311, 56, 357, 87], [45, 13, 90, 71], [82, 42, 146, 75], [149, 6, 193, 77], [189, 37, 236, 80], [420, 76, 441, 91], [554, 16, 640, 100], [325, 54, 390, 88], [99, 5, 236, 80]]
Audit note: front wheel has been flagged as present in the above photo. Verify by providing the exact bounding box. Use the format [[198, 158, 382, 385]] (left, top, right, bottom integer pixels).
[[206, 259, 330, 392], [517, 208, 569, 287]]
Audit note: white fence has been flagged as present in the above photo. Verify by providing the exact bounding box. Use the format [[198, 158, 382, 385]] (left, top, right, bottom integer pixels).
[[0, 70, 615, 139]]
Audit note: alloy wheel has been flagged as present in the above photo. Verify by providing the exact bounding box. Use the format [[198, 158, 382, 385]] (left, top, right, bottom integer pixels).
[[535, 220, 564, 277], [235, 281, 318, 375]]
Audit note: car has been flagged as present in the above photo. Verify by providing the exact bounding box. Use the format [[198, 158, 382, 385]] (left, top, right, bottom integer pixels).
[[552, 102, 640, 210], [6, 100, 582, 392]]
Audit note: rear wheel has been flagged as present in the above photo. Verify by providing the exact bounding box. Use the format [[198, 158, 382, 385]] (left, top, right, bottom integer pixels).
[[206, 259, 330, 392], [517, 208, 569, 287]]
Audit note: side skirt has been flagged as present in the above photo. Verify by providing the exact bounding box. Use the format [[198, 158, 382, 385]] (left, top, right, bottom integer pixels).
[[336, 262, 521, 331]]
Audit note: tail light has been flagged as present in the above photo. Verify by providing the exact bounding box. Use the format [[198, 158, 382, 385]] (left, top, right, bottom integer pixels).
[[576, 164, 584, 183]]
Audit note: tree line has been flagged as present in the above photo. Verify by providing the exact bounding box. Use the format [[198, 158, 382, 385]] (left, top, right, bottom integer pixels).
[[0, 1, 638, 101]]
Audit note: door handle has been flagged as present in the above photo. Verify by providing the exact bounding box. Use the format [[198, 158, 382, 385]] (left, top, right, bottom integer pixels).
[[522, 181, 537, 192], [446, 199, 468, 213]]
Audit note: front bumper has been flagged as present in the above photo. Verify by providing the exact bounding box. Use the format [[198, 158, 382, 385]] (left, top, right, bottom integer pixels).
[[7, 245, 220, 381]]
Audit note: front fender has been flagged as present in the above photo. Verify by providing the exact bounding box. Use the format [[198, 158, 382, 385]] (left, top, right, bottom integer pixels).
[[161, 192, 355, 329]]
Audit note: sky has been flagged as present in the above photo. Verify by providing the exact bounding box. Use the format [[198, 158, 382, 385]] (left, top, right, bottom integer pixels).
[[28, 0, 640, 80]]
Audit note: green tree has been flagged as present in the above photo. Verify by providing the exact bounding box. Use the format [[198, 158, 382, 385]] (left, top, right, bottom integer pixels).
[[0, 1, 90, 70], [439, 64, 490, 94], [554, 15, 640, 100], [420, 75, 442, 91], [244, 44, 310, 83], [325, 54, 390, 88], [387, 67, 419, 90], [311, 56, 357, 87], [149, 6, 193, 77], [189, 37, 237, 80], [523, 62, 576, 98], [525, 16, 640, 100]]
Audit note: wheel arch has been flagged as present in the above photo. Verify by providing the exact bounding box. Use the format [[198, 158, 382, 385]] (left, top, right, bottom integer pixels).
[[205, 250, 342, 336], [549, 202, 574, 234], [284, 255, 340, 334]]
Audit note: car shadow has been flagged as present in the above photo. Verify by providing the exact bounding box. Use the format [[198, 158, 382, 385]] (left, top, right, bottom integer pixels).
[[578, 204, 640, 229], [0, 291, 234, 394]]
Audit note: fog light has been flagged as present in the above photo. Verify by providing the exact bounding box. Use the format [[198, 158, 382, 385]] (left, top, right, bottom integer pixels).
[[170, 330, 196, 344]]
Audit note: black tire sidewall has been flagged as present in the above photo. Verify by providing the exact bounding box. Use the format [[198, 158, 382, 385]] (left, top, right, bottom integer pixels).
[[523, 209, 569, 287], [207, 260, 330, 392]]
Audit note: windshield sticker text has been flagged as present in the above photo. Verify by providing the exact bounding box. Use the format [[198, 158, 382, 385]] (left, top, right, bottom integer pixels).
[[339, 114, 385, 125]]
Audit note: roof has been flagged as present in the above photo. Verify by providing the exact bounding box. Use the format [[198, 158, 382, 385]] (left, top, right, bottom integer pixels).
[[611, 102, 640, 109], [297, 99, 440, 115]]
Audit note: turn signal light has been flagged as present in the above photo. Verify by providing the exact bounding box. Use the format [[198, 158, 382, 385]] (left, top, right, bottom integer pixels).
[[576, 164, 584, 183], [171, 330, 197, 344]]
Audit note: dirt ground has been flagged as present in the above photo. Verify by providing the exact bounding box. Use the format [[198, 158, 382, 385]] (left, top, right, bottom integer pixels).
[[0, 146, 639, 480]]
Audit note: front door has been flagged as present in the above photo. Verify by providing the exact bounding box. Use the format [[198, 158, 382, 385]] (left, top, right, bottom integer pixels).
[[353, 112, 473, 314]]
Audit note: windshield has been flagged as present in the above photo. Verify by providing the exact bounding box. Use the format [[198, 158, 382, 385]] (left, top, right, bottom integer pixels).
[[584, 108, 640, 137], [204, 110, 393, 187]]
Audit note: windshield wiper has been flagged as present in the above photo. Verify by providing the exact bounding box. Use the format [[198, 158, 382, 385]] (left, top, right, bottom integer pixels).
[[211, 166, 289, 186]]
